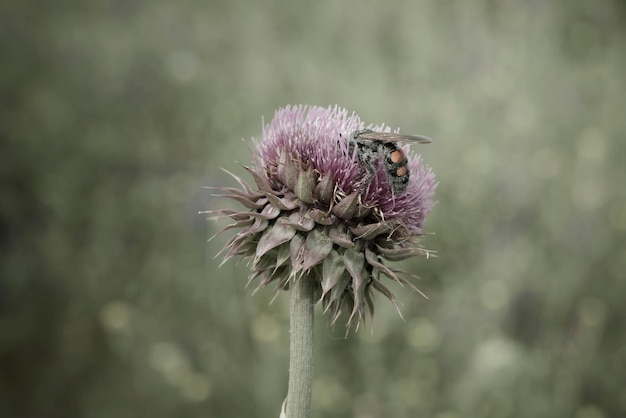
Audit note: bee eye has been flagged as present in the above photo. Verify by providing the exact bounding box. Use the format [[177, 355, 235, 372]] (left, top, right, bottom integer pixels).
[[396, 166, 408, 177], [389, 150, 404, 164]]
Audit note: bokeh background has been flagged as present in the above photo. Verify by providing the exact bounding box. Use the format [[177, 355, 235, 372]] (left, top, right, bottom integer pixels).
[[2, 0, 625, 417]]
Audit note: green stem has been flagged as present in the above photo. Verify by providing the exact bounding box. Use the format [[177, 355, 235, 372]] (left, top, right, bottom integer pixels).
[[286, 276, 315, 418]]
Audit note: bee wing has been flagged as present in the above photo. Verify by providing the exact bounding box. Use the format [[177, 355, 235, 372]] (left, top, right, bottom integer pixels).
[[357, 131, 432, 144]]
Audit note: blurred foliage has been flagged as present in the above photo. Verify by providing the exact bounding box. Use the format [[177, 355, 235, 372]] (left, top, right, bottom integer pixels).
[[1, 0, 626, 417]]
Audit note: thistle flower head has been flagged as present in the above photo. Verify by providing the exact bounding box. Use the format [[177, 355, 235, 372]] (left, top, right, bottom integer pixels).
[[211, 105, 437, 327]]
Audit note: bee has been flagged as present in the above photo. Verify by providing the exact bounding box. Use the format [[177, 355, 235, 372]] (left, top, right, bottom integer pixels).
[[346, 129, 432, 195]]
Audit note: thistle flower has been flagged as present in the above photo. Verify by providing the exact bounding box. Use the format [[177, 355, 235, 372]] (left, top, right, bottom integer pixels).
[[212, 105, 437, 327]]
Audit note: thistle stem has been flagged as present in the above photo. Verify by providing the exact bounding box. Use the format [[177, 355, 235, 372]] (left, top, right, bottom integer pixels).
[[286, 276, 315, 418]]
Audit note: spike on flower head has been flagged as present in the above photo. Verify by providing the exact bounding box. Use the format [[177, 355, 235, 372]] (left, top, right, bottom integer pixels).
[[210, 105, 437, 328]]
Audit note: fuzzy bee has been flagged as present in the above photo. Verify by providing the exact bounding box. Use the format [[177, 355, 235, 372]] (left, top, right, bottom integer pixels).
[[345, 129, 432, 195]]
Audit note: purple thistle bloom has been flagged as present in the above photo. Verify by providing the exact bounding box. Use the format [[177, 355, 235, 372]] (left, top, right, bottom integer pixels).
[[211, 105, 437, 327]]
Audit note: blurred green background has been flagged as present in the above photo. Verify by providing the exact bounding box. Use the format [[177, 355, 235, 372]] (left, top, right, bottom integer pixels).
[[2, 0, 625, 417]]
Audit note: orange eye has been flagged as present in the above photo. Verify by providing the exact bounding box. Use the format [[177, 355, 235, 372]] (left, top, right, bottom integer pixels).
[[396, 166, 408, 177], [390, 150, 404, 164]]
